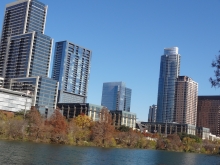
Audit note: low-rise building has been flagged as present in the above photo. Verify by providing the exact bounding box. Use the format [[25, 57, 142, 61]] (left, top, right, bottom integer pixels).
[[110, 110, 137, 128], [7, 76, 58, 117], [0, 88, 32, 113], [57, 103, 104, 121], [139, 122, 211, 139], [141, 122, 196, 136]]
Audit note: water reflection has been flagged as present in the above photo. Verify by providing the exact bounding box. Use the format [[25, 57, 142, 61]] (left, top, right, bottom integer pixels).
[[0, 140, 220, 165]]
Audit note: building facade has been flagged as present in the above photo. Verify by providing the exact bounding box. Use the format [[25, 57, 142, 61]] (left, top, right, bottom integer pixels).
[[0, 88, 32, 113], [0, 77, 3, 88], [174, 76, 198, 125], [101, 82, 131, 112], [148, 104, 157, 122], [57, 103, 104, 121], [156, 47, 181, 122], [0, 0, 58, 117], [0, 0, 48, 77], [124, 88, 132, 112], [110, 110, 136, 128], [52, 41, 92, 103], [3, 32, 52, 78], [197, 96, 220, 136], [8, 76, 58, 117], [140, 122, 210, 139]]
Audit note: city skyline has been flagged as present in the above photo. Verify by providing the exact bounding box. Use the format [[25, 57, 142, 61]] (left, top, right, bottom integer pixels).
[[0, 0, 220, 121]]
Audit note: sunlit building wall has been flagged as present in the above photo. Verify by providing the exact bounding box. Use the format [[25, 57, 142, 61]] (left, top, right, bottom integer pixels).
[[174, 76, 198, 125]]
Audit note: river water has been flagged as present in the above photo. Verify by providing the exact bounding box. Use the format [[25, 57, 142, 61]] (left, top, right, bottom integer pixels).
[[0, 140, 219, 165]]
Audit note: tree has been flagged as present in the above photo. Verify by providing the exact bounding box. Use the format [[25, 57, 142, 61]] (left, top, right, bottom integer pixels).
[[46, 108, 68, 143], [75, 113, 92, 129], [26, 107, 46, 141], [210, 53, 220, 87], [117, 125, 130, 132], [8, 118, 27, 140], [91, 108, 115, 147], [68, 119, 91, 145], [117, 130, 140, 147]]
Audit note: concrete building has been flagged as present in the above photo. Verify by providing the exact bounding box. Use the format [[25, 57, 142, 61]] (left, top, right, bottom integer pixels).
[[156, 47, 181, 122], [101, 82, 132, 112], [139, 122, 210, 139], [110, 110, 136, 128], [8, 76, 58, 117], [0, 88, 32, 113], [57, 103, 104, 121], [148, 104, 157, 122], [52, 41, 92, 103], [174, 76, 198, 125], [197, 96, 220, 136]]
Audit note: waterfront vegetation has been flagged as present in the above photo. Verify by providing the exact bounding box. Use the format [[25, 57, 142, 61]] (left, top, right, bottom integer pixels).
[[0, 107, 219, 155]]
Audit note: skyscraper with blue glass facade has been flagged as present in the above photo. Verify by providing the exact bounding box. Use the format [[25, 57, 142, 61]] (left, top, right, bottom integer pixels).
[[52, 41, 92, 103], [101, 82, 131, 112], [156, 47, 180, 123]]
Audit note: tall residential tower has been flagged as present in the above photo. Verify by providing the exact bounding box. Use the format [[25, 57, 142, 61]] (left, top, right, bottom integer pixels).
[[0, 0, 58, 116], [174, 76, 198, 125], [156, 47, 180, 122], [148, 104, 157, 122], [52, 41, 92, 103], [0, 0, 48, 77]]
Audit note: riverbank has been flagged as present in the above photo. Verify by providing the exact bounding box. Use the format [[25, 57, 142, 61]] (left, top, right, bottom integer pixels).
[[0, 109, 220, 155]]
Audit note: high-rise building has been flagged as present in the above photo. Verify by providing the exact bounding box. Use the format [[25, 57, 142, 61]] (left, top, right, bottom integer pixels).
[[174, 76, 198, 125], [197, 96, 220, 136], [101, 82, 131, 112], [3, 32, 52, 78], [124, 87, 132, 112], [156, 47, 181, 123], [52, 41, 92, 103], [148, 104, 157, 122], [0, 0, 48, 77], [0, 0, 57, 116]]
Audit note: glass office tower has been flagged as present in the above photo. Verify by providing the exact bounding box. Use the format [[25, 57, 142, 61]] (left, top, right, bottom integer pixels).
[[52, 41, 92, 103], [101, 82, 131, 112], [0, 0, 47, 77], [156, 47, 180, 122]]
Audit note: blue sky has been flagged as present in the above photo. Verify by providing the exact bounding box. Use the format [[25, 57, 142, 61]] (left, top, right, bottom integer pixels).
[[1, 0, 220, 121]]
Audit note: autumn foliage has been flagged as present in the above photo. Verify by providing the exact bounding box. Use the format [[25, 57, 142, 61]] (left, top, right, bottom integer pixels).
[[0, 107, 220, 154]]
